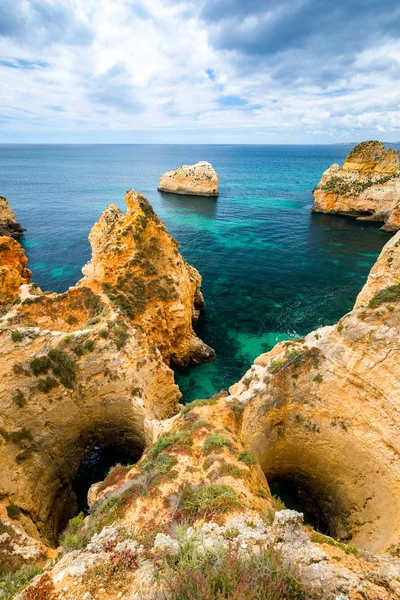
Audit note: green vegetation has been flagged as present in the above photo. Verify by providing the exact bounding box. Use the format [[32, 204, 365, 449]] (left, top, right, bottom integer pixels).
[[310, 531, 358, 556], [177, 484, 239, 520], [182, 396, 218, 415], [30, 356, 51, 376], [60, 512, 87, 551], [10, 330, 23, 343], [202, 432, 233, 455], [36, 377, 58, 393], [13, 390, 26, 408], [269, 348, 302, 374], [0, 565, 42, 600], [145, 430, 192, 462], [368, 284, 400, 309], [162, 540, 313, 599], [209, 462, 244, 480], [238, 450, 257, 466], [320, 171, 399, 197], [30, 349, 77, 388], [6, 504, 21, 519], [313, 374, 323, 383]]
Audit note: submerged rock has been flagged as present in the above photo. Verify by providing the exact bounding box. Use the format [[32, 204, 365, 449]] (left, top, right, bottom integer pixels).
[[157, 161, 219, 196], [0, 196, 25, 236], [312, 140, 400, 231]]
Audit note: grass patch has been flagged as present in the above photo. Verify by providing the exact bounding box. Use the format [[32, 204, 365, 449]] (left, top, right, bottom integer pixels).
[[0, 565, 43, 600], [177, 484, 239, 521], [368, 284, 400, 309], [310, 531, 358, 556], [10, 330, 23, 342], [202, 433, 233, 455], [238, 450, 257, 466], [6, 504, 21, 519], [182, 397, 218, 415], [162, 540, 315, 599], [59, 512, 87, 551]]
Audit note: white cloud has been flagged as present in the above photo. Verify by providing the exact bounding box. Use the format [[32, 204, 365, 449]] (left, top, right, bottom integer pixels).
[[1, 0, 400, 142]]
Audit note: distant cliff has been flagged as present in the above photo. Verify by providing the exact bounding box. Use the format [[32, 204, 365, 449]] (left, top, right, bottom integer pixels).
[[312, 141, 400, 231], [0, 196, 24, 236]]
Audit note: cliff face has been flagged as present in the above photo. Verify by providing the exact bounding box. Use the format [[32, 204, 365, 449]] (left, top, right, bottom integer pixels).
[[0, 192, 213, 550], [80, 190, 215, 366], [312, 141, 400, 231], [0, 237, 31, 306], [6, 193, 400, 600], [16, 396, 400, 600], [231, 229, 400, 554], [0, 197, 24, 236], [157, 161, 219, 196]]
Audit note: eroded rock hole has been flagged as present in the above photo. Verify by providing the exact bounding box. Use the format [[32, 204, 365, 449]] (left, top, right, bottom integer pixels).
[[269, 476, 331, 536], [72, 444, 142, 514]]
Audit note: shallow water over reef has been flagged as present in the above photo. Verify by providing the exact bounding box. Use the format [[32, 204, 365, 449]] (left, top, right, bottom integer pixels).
[[0, 144, 391, 401]]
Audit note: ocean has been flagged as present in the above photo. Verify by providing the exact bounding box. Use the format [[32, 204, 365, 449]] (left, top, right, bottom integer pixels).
[[0, 144, 391, 402]]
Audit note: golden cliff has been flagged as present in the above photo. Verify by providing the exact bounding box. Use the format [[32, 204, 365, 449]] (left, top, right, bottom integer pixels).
[[0, 191, 214, 552], [0, 197, 24, 237], [5, 195, 400, 599], [0, 237, 31, 306], [312, 141, 400, 231], [157, 161, 219, 196]]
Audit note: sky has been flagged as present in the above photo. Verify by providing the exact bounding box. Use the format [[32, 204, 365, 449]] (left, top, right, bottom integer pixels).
[[1, 0, 400, 144]]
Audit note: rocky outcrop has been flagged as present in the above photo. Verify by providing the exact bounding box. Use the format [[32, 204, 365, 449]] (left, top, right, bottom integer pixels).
[[231, 229, 400, 554], [7, 192, 400, 599], [312, 141, 400, 231], [0, 237, 31, 306], [15, 397, 400, 600], [157, 161, 219, 196], [0, 191, 214, 551], [0, 196, 24, 236]]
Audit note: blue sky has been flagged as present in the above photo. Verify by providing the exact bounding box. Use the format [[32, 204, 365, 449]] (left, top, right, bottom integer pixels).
[[1, 0, 400, 144]]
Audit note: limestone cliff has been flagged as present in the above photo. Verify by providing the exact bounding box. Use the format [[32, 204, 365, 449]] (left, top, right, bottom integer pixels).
[[0, 192, 214, 551], [231, 229, 400, 554], [80, 190, 215, 366], [6, 194, 400, 599], [312, 141, 400, 231], [157, 161, 219, 196], [14, 396, 400, 600], [0, 237, 31, 306], [0, 197, 24, 236]]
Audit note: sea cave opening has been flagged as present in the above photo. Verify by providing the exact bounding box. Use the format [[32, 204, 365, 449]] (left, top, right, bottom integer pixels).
[[51, 437, 144, 545], [72, 444, 142, 515], [269, 475, 333, 537]]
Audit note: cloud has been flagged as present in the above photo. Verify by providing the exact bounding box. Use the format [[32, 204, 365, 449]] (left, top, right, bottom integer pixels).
[[0, 0, 400, 142], [0, 0, 92, 46]]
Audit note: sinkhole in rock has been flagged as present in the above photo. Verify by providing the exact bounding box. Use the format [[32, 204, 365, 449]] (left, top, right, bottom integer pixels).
[[72, 444, 143, 515], [269, 476, 331, 536]]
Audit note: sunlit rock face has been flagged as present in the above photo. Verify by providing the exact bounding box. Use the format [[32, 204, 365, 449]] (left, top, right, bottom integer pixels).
[[0, 196, 24, 237], [157, 161, 219, 197], [0, 191, 214, 546], [0, 237, 31, 306], [312, 141, 400, 231], [233, 230, 400, 553]]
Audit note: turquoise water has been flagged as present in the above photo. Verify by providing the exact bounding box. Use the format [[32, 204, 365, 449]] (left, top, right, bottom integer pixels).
[[0, 145, 391, 401]]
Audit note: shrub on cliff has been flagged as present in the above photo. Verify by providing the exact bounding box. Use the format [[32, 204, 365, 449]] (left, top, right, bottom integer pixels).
[[162, 542, 315, 600]]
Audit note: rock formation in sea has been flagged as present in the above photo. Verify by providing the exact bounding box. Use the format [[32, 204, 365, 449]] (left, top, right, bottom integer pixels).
[[4, 194, 400, 599], [312, 140, 400, 231], [0, 196, 25, 236], [157, 161, 219, 196]]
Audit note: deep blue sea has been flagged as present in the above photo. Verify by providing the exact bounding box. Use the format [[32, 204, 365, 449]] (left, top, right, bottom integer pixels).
[[0, 144, 392, 402]]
